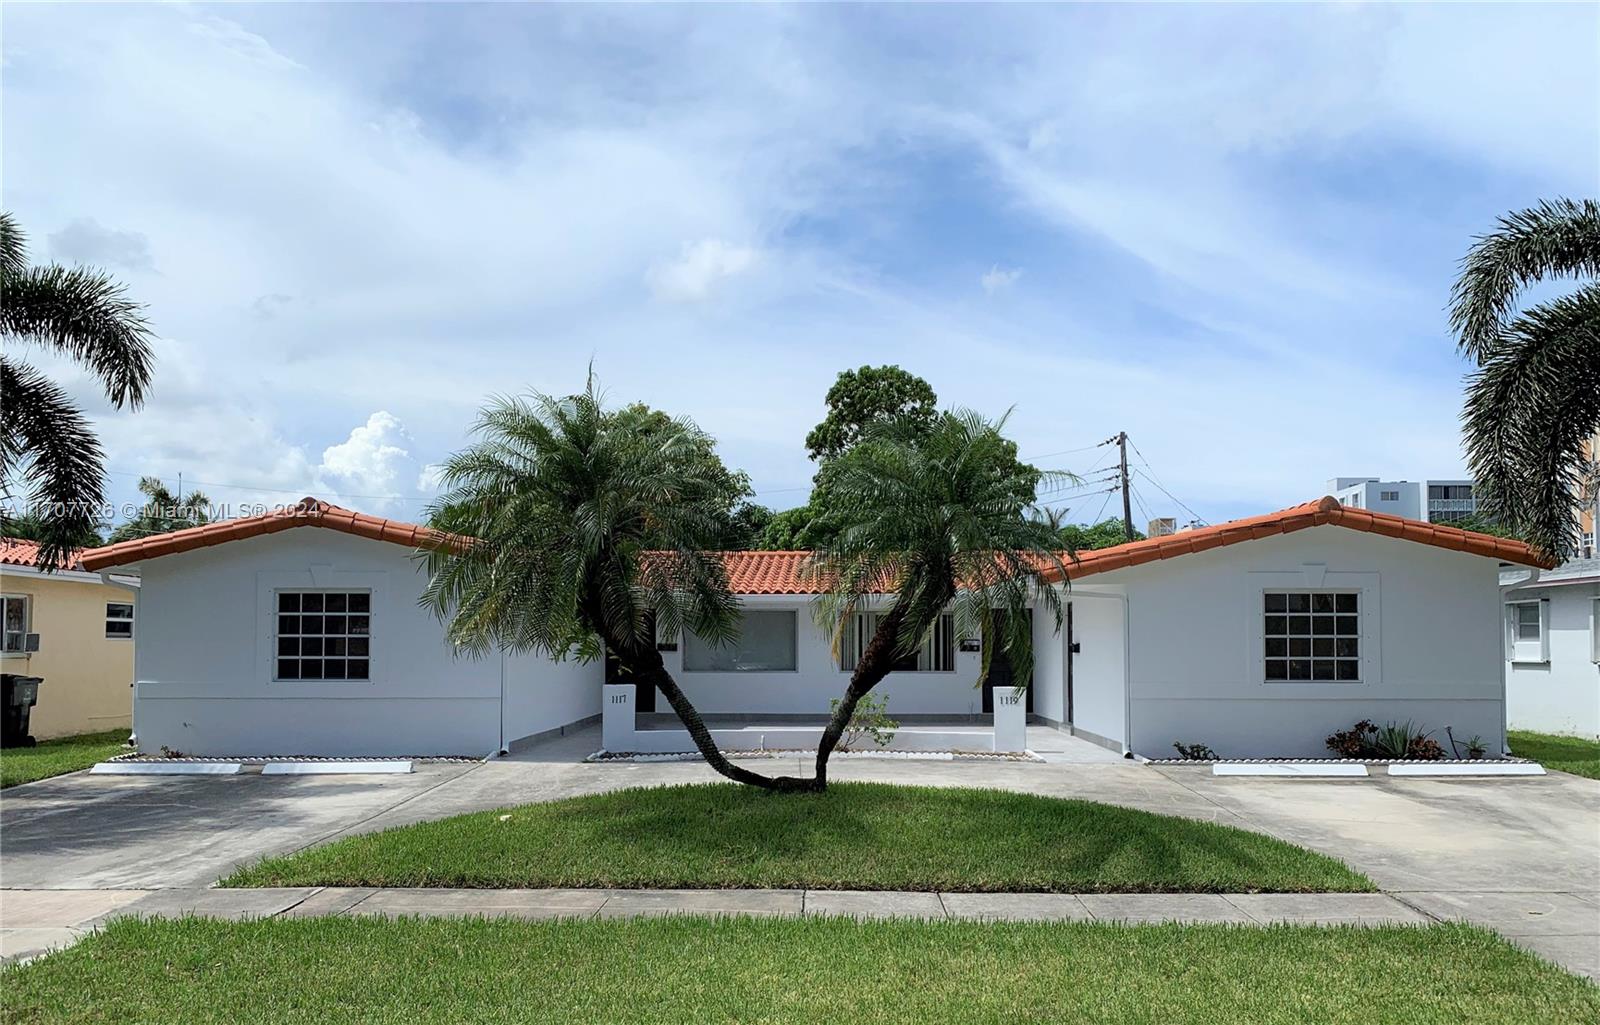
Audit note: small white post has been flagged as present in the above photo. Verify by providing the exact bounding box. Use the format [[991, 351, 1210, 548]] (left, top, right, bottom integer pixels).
[[602, 684, 636, 753], [992, 686, 1027, 753]]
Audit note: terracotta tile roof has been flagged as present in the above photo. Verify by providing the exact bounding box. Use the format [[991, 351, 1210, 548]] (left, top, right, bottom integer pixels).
[[718, 550, 822, 594], [79, 497, 464, 572], [76, 494, 1555, 585], [0, 538, 85, 572], [1043, 495, 1556, 582]]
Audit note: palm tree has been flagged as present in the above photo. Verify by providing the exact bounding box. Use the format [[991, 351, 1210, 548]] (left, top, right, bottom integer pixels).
[[107, 476, 212, 543], [421, 378, 799, 790], [1, 212, 155, 568], [1450, 198, 1600, 558], [807, 411, 1070, 789]]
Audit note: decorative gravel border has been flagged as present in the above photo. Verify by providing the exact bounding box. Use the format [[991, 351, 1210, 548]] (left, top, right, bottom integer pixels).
[[1146, 756, 1535, 766], [585, 749, 1043, 764]]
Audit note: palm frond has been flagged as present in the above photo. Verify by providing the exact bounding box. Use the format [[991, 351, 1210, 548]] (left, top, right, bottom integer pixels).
[[1451, 198, 1600, 362], [0, 357, 106, 568], [1, 264, 155, 408]]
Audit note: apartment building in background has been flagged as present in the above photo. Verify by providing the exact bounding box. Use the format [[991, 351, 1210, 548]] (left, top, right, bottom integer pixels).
[[1327, 477, 1478, 524]]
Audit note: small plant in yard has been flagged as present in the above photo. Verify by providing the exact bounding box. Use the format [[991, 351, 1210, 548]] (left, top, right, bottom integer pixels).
[[830, 693, 898, 751], [1172, 741, 1216, 760], [1466, 735, 1488, 759], [1325, 719, 1444, 760]]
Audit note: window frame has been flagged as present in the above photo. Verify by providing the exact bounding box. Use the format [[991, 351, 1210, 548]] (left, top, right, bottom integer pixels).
[[839, 611, 957, 673], [1, 594, 31, 655], [272, 589, 373, 682], [682, 609, 799, 673], [1505, 599, 1549, 665], [1262, 589, 1362, 684], [105, 601, 135, 640]]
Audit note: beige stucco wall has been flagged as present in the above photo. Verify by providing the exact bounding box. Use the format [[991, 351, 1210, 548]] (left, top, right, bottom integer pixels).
[[0, 569, 134, 739]]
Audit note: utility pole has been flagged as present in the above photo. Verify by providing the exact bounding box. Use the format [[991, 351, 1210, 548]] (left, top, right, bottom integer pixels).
[[1117, 431, 1133, 541]]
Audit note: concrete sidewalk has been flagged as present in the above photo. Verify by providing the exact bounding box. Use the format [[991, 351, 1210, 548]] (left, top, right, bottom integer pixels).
[[2, 885, 1440, 963]]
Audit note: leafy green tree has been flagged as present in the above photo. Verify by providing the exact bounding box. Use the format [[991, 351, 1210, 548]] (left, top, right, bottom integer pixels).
[[804, 365, 937, 462], [1058, 518, 1145, 551], [606, 402, 762, 549], [1450, 198, 1599, 558], [755, 503, 821, 550], [806, 410, 1069, 788], [0, 213, 155, 569], [107, 476, 213, 543], [422, 378, 803, 790]]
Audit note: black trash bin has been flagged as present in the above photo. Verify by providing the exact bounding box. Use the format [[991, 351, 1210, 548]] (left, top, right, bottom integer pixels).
[[1, 674, 43, 748]]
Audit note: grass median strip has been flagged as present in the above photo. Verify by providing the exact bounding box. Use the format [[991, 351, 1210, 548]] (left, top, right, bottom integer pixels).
[[0, 730, 129, 789], [225, 782, 1373, 893], [1508, 730, 1600, 780], [4, 916, 1593, 1025]]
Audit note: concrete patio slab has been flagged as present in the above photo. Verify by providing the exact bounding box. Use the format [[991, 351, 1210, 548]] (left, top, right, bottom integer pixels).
[[1394, 890, 1600, 937], [1078, 894, 1253, 924], [111, 887, 316, 923], [597, 889, 803, 919], [937, 892, 1092, 922], [0, 926, 84, 963], [349, 887, 609, 920], [0, 888, 148, 928], [278, 887, 379, 918], [1224, 892, 1431, 926], [802, 889, 947, 920]]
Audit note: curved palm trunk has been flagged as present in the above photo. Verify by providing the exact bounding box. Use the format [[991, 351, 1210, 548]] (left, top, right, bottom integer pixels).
[[810, 604, 909, 791], [619, 643, 817, 792]]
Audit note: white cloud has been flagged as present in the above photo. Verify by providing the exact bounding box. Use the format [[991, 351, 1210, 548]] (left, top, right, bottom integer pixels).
[[416, 463, 445, 494], [980, 265, 1022, 295], [47, 219, 156, 272], [646, 239, 761, 302], [316, 411, 417, 505]]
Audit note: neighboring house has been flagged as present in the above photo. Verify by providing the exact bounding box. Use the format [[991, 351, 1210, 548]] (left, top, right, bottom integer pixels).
[[80, 495, 1550, 759], [0, 539, 136, 740], [1579, 429, 1599, 559], [1326, 477, 1478, 524], [1502, 558, 1599, 738]]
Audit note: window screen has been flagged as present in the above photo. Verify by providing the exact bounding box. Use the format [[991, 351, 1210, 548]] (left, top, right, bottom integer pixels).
[[1264, 592, 1359, 681], [276, 591, 370, 680], [683, 610, 796, 672]]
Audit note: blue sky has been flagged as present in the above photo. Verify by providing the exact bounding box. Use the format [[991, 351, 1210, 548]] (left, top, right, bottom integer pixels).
[[4, 3, 1596, 528]]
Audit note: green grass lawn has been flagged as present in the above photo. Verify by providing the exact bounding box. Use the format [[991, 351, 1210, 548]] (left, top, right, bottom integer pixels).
[[3, 916, 1592, 1025], [1508, 730, 1600, 780], [0, 729, 128, 789], [226, 781, 1373, 893]]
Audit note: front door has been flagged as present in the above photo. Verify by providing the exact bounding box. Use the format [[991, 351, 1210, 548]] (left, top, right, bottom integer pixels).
[[980, 610, 1033, 713]]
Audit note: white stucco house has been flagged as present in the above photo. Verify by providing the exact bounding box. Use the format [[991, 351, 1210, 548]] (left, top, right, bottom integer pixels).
[[1502, 558, 1599, 738], [79, 495, 1552, 759]]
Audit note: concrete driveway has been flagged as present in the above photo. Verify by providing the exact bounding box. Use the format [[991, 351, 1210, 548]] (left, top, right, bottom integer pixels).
[[3, 724, 1596, 977]]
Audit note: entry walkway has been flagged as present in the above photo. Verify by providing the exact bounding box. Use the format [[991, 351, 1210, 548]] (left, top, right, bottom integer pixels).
[[1, 885, 1434, 963]]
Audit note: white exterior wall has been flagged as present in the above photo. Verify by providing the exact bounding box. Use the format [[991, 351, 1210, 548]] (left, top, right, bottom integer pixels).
[[1506, 585, 1600, 737], [1064, 587, 1127, 751], [663, 595, 1005, 717], [1101, 526, 1505, 759], [1031, 600, 1066, 724], [130, 529, 600, 757]]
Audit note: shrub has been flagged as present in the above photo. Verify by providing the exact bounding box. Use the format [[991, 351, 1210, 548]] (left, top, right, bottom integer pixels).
[[1172, 741, 1216, 760], [1325, 719, 1445, 760], [831, 694, 898, 751]]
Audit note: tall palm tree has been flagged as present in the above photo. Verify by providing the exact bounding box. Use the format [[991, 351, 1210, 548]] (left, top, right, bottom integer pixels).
[[107, 476, 212, 543], [1450, 198, 1600, 558], [421, 378, 797, 790], [1, 212, 155, 568], [807, 411, 1070, 789]]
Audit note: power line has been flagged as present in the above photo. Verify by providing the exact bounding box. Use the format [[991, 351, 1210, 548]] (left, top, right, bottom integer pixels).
[[1090, 484, 1117, 525], [1021, 440, 1110, 462], [1126, 439, 1208, 526]]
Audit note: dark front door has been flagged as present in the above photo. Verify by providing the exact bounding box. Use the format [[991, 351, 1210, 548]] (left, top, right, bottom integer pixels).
[[980, 611, 1033, 714]]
